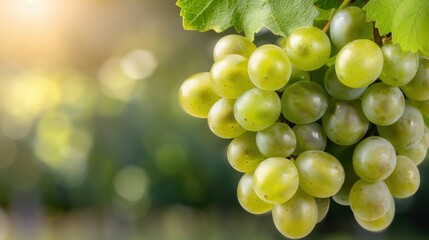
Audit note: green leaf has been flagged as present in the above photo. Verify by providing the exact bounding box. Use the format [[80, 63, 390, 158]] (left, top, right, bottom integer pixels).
[[364, 0, 429, 52], [315, 0, 366, 10], [176, 0, 319, 40]]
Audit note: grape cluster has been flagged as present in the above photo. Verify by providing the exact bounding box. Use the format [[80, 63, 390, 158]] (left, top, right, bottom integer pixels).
[[178, 6, 428, 239]]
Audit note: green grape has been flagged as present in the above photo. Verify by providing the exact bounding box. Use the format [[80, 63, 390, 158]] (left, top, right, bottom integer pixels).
[[248, 44, 291, 91], [227, 132, 265, 173], [237, 173, 272, 214], [285, 26, 331, 71], [410, 99, 429, 118], [401, 56, 429, 100], [354, 195, 395, 232], [178, 72, 221, 118], [384, 155, 420, 198], [335, 39, 383, 88], [234, 88, 281, 131], [292, 123, 327, 155], [208, 98, 246, 139], [361, 82, 405, 126], [322, 99, 369, 146], [329, 6, 372, 49], [210, 54, 255, 99], [379, 43, 420, 86], [277, 65, 311, 92], [256, 122, 296, 158], [316, 198, 330, 223], [332, 163, 359, 206], [397, 138, 428, 165], [295, 150, 345, 198], [324, 65, 367, 101], [352, 136, 397, 182], [350, 180, 392, 221], [281, 81, 328, 124], [272, 189, 318, 239], [253, 157, 299, 204], [213, 34, 257, 61], [377, 104, 424, 149]]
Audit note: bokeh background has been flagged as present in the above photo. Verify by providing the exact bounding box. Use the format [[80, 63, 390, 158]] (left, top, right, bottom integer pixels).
[[0, 0, 427, 239]]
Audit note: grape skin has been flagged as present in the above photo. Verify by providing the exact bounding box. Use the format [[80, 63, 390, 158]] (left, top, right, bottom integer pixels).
[[208, 98, 246, 139], [384, 155, 420, 198], [213, 34, 257, 61], [256, 122, 296, 158], [292, 122, 327, 156], [400, 56, 429, 100], [179, 72, 221, 118], [253, 157, 299, 204], [354, 195, 395, 232], [316, 197, 330, 223], [237, 173, 272, 214], [324, 65, 367, 101], [227, 132, 265, 173]]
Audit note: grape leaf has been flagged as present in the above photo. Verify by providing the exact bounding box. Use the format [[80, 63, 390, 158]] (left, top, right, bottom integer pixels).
[[364, 0, 429, 52], [315, 0, 366, 10], [176, 0, 319, 40]]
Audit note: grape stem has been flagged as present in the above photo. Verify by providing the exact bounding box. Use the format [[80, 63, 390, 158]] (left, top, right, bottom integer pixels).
[[372, 23, 383, 46], [322, 0, 351, 33]]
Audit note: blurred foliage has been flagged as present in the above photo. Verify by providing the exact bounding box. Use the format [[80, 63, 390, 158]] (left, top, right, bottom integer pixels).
[[0, 0, 427, 239]]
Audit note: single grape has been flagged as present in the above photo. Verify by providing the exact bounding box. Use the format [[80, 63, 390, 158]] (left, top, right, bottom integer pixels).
[[210, 54, 255, 99], [227, 132, 265, 173], [361, 82, 405, 126], [234, 88, 281, 131], [292, 122, 327, 156], [384, 155, 420, 198], [213, 34, 257, 61], [324, 65, 367, 101], [349, 180, 392, 221], [354, 195, 395, 232], [272, 189, 318, 239], [332, 164, 360, 206], [352, 136, 397, 182], [281, 81, 328, 124], [329, 6, 372, 49], [208, 98, 246, 139], [397, 138, 428, 165], [253, 157, 299, 204], [178, 72, 220, 118], [295, 150, 345, 198], [377, 103, 425, 149], [379, 43, 419, 86], [237, 173, 272, 214], [316, 198, 330, 223], [285, 26, 331, 71], [256, 122, 296, 158], [400, 56, 429, 100], [322, 99, 369, 146], [335, 39, 383, 88], [248, 44, 291, 91], [410, 99, 429, 119]]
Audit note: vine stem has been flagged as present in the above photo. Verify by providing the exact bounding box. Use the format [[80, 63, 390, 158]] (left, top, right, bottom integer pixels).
[[372, 22, 383, 46], [322, 0, 351, 33]]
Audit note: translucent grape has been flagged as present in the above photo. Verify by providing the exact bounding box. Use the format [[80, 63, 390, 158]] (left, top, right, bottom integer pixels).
[[248, 44, 291, 91], [400, 56, 429, 100], [361, 82, 405, 126], [179, 72, 221, 118], [349, 180, 391, 221], [253, 157, 299, 204], [213, 34, 257, 61], [379, 43, 419, 86], [329, 6, 372, 49], [272, 189, 318, 239], [295, 150, 345, 198], [285, 26, 331, 71], [281, 81, 328, 124], [335, 39, 383, 88], [234, 88, 281, 131], [237, 173, 272, 214], [324, 65, 367, 101], [227, 132, 265, 173], [316, 198, 330, 223], [208, 98, 246, 139], [256, 122, 296, 158], [210, 54, 255, 99], [377, 104, 425, 149], [332, 164, 359, 206], [322, 99, 369, 146], [397, 138, 428, 165], [354, 195, 395, 232], [410, 99, 429, 118], [352, 136, 397, 182], [384, 155, 420, 198], [292, 122, 327, 156]]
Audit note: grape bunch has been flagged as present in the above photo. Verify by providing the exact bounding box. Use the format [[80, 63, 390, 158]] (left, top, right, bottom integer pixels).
[[178, 6, 428, 239]]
